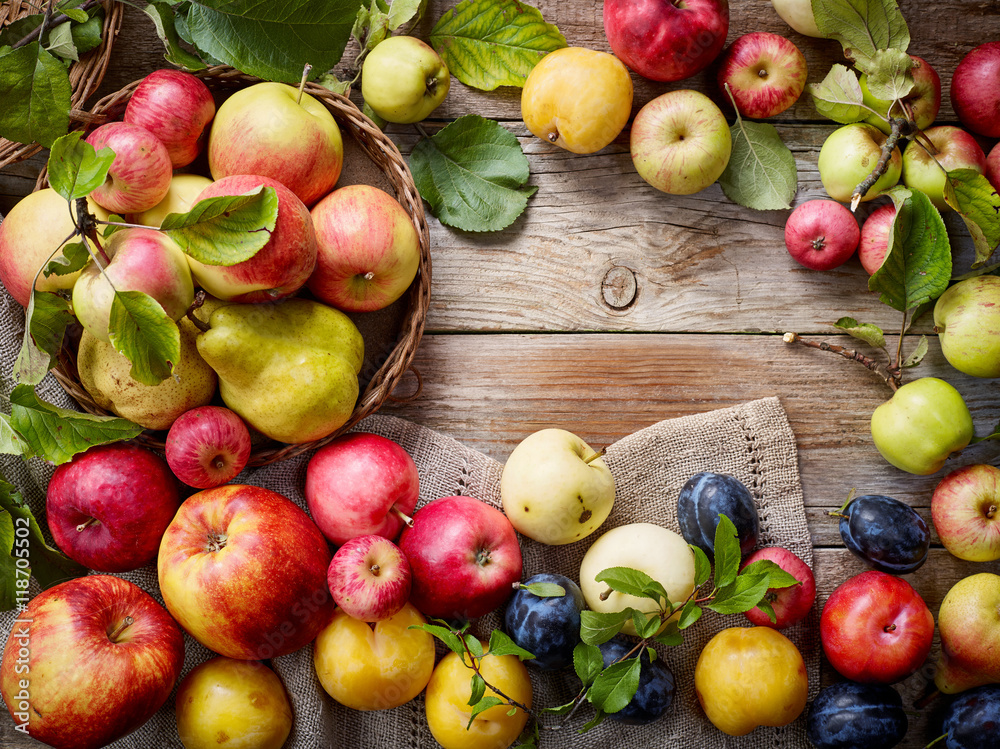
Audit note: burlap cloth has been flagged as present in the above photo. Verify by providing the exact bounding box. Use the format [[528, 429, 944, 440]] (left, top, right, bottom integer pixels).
[[0, 262, 818, 748]]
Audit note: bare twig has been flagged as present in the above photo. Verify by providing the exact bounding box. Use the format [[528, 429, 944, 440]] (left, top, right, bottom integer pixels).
[[783, 332, 901, 391], [851, 117, 911, 212]]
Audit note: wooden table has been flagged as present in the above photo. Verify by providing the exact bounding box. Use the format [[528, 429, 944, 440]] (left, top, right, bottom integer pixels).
[[2, 2, 999, 747]]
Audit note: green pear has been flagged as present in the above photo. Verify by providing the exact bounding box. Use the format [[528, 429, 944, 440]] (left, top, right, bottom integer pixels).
[[196, 299, 364, 444], [934, 573, 1000, 693], [77, 317, 217, 430]]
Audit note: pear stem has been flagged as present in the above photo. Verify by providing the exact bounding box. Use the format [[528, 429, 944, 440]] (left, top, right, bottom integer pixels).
[[185, 290, 211, 332], [583, 448, 606, 465], [297, 64, 312, 105]]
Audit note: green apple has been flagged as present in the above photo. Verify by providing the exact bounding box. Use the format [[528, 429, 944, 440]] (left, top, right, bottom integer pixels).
[[859, 55, 942, 134], [901, 125, 987, 210], [818, 123, 902, 203], [870, 377, 974, 475], [361, 36, 450, 124], [934, 275, 1000, 378], [500, 428, 615, 545]]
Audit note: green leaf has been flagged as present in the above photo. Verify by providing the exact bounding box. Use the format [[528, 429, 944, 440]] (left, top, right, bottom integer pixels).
[[466, 695, 504, 729], [429, 0, 566, 91], [0, 416, 29, 458], [0, 42, 72, 148], [653, 622, 683, 647], [713, 514, 741, 589], [409, 114, 537, 232], [869, 186, 951, 312], [522, 581, 565, 598], [580, 608, 633, 646], [0, 474, 87, 589], [595, 566, 662, 604], [581, 709, 606, 731], [833, 316, 887, 350], [408, 623, 465, 654], [468, 673, 486, 706], [107, 291, 182, 386], [690, 544, 711, 588], [142, 2, 208, 69], [465, 633, 483, 659], [944, 169, 1000, 267], [588, 658, 641, 714], [46, 22, 79, 62], [15, 290, 75, 386], [646, 646, 657, 663], [631, 609, 661, 639], [756, 599, 777, 624], [64, 8, 91, 23], [487, 629, 535, 660], [707, 572, 773, 615], [6, 385, 143, 465], [678, 600, 702, 630], [161, 187, 278, 265], [318, 72, 352, 96], [863, 48, 914, 101], [70, 12, 105, 56], [718, 113, 797, 211], [901, 335, 929, 368], [0, 16, 44, 49], [807, 64, 869, 124], [0, 510, 17, 611], [573, 642, 604, 687], [47, 131, 115, 202], [44, 241, 90, 278], [974, 421, 1000, 444], [813, 0, 910, 72], [541, 699, 576, 716], [740, 559, 801, 589], [358, 0, 390, 53], [388, 0, 425, 30], [184, 0, 362, 83]]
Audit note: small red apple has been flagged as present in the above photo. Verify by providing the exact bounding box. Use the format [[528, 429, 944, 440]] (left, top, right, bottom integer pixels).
[[986, 142, 1000, 191], [165, 406, 252, 489], [931, 464, 1000, 563], [85, 121, 173, 214], [859, 203, 896, 275], [717, 32, 807, 119], [741, 547, 816, 629], [327, 535, 412, 621], [951, 41, 1000, 138], [784, 200, 860, 270], [399, 495, 523, 620]]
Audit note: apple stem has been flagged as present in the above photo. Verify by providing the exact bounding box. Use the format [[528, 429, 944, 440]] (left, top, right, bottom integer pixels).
[[583, 448, 606, 465], [364, 271, 375, 281], [850, 117, 912, 212], [988, 504, 997, 519], [391, 506, 414, 528], [76, 517, 100, 532], [599, 586, 614, 602], [370, 564, 381, 576], [783, 332, 901, 391], [297, 64, 312, 105], [107, 615, 134, 642]]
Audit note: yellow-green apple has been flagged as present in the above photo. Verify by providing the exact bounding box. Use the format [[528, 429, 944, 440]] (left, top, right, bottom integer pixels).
[[71, 226, 195, 343], [186, 175, 318, 302], [327, 534, 412, 621], [987, 142, 1000, 190], [165, 406, 252, 489], [630, 90, 732, 195], [398, 495, 523, 620], [858, 202, 896, 275], [770, 0, 821, 37], [934, 275, 1000, 378], [500, 428, 615, 545], [521, 46, 632, 154], [304, 432, 420, 545], [870, 377, 974, 475], [603, 0, 729, 82], [0, 188, 109, 306], [361, 36, 451, 124], [308, 184, 421, 312], [158, 484, 334, 659], [717, 32, 808, 119], [821, 570, 934, 684], [85, 122, 173, 214], [133, 173, 213, 228], [208, 82, 343, 206], [951, 42, 1000, 138], [124, 69, 216, 169], [313, 602, 435, 710], [818, 123, 902, 203], [932, 464, 1000, 562], [783, 199, 860, 270], [741, 547, 815, 629], [902, 126, 987, 210], [175, 657, 292, 749], [860, 55, 941, 134], [579, 522, 696, 635], [0, 575, 185, 749], [695, 626, 807, 736], [425, 646, 532, 749], [935, 573, 1000, 693], [45, 443, 180, 573]]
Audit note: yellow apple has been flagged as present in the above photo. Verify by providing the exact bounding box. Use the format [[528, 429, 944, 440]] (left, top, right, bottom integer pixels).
[[133, 173, 213, 228]]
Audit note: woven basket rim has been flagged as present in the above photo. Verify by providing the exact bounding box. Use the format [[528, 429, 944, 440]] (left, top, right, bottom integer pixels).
[[47, 65, 432, 467]]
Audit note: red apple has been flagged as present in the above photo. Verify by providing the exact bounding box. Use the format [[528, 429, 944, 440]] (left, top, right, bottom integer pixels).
[[308, 184, 421, 312], [165, 405, 252, 489], [603, 0, 729, 83], [859, 203, 896, 276], [741, 547, 816, 629], [305, 432, 420, 546], [951, 41, 1000, 138], [717, 32, 807, 119], [820, 570, 934, 684], [187, 175, 318, 303], [85, 121, 173, 214], [986, 142, 1000, 191], [398, 495, 523, 620], [158, 484, 334, 659], [327, 534, 412, 621], [901, 125, 987, 210], [784, 199, 860, 270], [0, 575, 185, 749], [861, 55, 941, 134], [45, 443, 180, 573], [932, 464, 1000, 563], [123, 69, 216, 169]]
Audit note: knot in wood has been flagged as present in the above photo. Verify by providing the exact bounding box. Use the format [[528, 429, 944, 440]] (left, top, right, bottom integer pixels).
[[602, 266, 637, 309]]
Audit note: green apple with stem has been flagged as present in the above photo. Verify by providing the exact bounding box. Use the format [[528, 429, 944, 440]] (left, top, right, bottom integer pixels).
[[934, 275, 1000, 378], [361, 36, 450, 124], [818, 123, 902, 203]]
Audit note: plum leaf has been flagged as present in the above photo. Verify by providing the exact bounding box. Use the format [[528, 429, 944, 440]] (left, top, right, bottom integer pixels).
[[0, 42, 71, 148], [944, 169, 1000, 267], [573, 642, 603, 687], [755, 599, 777, 624], [631, 609, 661, 639], [466, 695, 504, 729], [833, 316, 887, 350], [595, 566, 662, 604], [654, 621, 683, 647], [487, 629, 535, 661], [706, 571, 772, 615], [740, 559, 801, 589], [813, 0, 910, 73], [408, 622, 464, 654], [690, 544, 712, 588], [718, 112, 797, 211], [807, 64, 869, 124], [678, 600, 702, 630], [522, 581, 565, 598], [863, 48, 914, 101], [47, 131, 115, 202], [712, 513, 742, 589], [580, 608, 634, 646], [468, 673, 486, 706], [108, 291, 181, 386], [588, 658, 641, 714], [14, 290, 75, 386]]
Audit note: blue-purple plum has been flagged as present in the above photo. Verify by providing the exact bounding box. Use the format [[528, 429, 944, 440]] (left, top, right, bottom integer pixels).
[[838, 495, 929, 574], [806, 681, 907, 749], [504, 573, 584, 670], [677, 472, 759, 556], [598, 637, 675, 724]]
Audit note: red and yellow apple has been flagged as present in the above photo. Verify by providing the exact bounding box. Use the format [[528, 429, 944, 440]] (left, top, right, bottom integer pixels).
[[133, 173, 213, 228], [860, 55, 941, 134], [85, 121, 174, 214], [932, 464, 1000, 562], [901, 125, 987, 210], [717, 32, 808, 119]]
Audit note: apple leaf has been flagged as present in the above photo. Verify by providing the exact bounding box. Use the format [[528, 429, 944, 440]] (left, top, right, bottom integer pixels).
[[0, 416, 30, 458], [706, 571, 772, 615], [142, 1, 209, 70], [689, 544, 711, 587], [14, 290, 75, 386], [521, 581, 565, 598], [833, 316, 887, 350], [573, 642, 604, 687], [44, 241, 90, 279], [409, 114, 537, 231], [353, 0, 391, 56], [183, 0, 362, 83], [388, 0, 425, 30], [869, 186, 951, 312], [429, 0, 567, 91], [487, 629, 535, 661], [712, 514, 742, 589], [5, 384, 143, 465], [587, 658, 641, 714], [0, 510, 17, 612], [718, 114, 797, 211], [944, 169, 1000, 267], [0, 42, 72, 148], [807, 64, 869, 124], [579, 608, 634, 646], [756, 599, 777, 624], [107, 291, 182, 387], [740, 559, 801, 589], [863, 48, 914, 101], [69, 10, 104, 57], [678, 600, 702, 630], [160, 187, 278, 266], [813, 0, 910, 73], [901, 335, 928, 368], [47, 131, 116, 203], [46, 21, 80, 62], [972, 421, 1000, 444]]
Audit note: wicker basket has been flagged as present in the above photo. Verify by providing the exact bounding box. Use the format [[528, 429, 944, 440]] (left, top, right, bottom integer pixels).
[[0, 0, 123, 169], [47, 66, 432, 467]]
